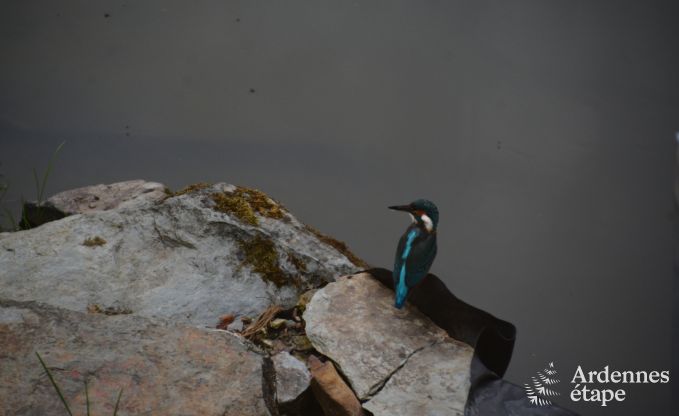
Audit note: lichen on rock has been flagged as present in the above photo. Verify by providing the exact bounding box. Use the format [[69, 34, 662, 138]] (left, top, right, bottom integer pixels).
[[82, 236, 107, 247], [172, 182, 212, 196], [237, 234, 289, 287], [233, 186, 286, 220], [287, 251, 308, 273], [210, 186, 286, 226], [212, 191, 258, 225]]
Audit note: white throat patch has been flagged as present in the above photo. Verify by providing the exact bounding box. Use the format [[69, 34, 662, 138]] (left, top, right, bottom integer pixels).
[[421, 214, 434, 232]]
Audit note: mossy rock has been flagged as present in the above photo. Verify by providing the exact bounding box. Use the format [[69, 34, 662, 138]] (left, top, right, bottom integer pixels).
[[211, 186, 286, 226], [172, 182, 368, 269], [213, 192, 258, 225], [172, 182, 212, 196], [238, 235, 288, 287], [287, 252, 308, 273]]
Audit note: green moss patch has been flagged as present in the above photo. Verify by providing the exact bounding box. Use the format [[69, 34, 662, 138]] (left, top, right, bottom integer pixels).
[[87, 303, 132, 315], [212, 192, 258, 225], [238, 235, 288, 287], [211, 186, 286, 226], [82, 236, 107, 247], [234, 186, 285, 219], [173, 182, 212, 196], [287, 252, 308, 273]]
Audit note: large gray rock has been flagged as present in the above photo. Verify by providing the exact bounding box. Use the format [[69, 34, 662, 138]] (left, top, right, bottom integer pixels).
[[0, 298, 270, 416], [0, 181, 362, 327], [304, 273, 474, 415]]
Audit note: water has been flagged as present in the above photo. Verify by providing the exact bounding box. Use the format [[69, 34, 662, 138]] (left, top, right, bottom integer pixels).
[[2, 1, 678, 414]]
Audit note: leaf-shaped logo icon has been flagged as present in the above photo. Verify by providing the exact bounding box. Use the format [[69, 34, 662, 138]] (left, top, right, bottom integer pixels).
[[524, 362, 561, 406]]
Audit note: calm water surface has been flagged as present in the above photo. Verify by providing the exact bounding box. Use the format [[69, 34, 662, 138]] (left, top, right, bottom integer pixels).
[[2, 1, 677, 414]]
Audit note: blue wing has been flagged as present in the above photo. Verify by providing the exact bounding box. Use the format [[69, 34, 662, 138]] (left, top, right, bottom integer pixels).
[[393, 226, 437, 308], [393, 227, 416, 286], [403, 232, 437, 287]]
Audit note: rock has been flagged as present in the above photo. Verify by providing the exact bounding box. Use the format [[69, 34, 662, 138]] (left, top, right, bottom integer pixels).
[[304, 273, 447, 399], [0, 298, 271, 416], [308, 356, 363, 416], [0, 181, 363, 327], [227, 319, 245, 332], [273, 352, 311, 407], [363, 340, 472, 416], [47, 180, 167, 214], [304, 273, 474, 414], [20, 180, 167, 228]]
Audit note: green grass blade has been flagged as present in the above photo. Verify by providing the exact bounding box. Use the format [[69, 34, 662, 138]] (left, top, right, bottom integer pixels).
[[35, 352, 74, 416], [32, 168, 40, 203], [113, 388, 123, 416], [38, 141, 66, 204], [85, 379, 90, 416], [20, 195, 30, 229]]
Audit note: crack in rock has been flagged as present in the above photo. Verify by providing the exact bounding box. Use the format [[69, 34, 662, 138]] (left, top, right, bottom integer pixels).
[[363, 339, 474, 416], [364, 340, 439, 400]]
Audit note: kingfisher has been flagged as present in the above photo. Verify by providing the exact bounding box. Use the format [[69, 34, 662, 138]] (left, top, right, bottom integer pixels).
[[389, 199, 439, 309]]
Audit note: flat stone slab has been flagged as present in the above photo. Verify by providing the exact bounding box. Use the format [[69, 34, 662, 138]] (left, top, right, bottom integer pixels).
[[363, 340, 472, 416], [0, 298, 270, 416], [304, 273, 473, 408]]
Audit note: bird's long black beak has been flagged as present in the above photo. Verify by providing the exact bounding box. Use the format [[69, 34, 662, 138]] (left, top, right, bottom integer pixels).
[[388, 205, 411, 212]]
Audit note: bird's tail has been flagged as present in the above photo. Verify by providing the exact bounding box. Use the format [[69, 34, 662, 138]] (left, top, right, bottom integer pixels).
[[394, 285, 408, 309]]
